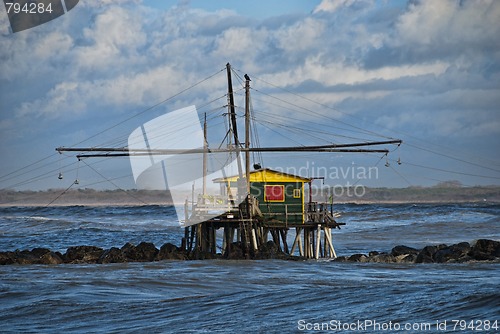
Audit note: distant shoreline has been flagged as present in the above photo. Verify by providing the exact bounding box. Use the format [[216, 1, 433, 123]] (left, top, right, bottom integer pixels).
[[0, 199, 498, 208], [0, 186, 499, 207]]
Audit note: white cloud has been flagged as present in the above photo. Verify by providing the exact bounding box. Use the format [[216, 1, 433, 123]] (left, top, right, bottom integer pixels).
[[313, 0, 365, 14], [76, 6, 147, 70], [394, 0, 500, 57], [274, 17, 325, 53], [1, 0, 499, 189]]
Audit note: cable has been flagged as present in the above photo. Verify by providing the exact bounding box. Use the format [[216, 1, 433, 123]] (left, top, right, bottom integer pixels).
[[40, 180, 77, 209], [69, 68, 226, 149], [398, 160, 500, 180], [82, 160, 150, 205]]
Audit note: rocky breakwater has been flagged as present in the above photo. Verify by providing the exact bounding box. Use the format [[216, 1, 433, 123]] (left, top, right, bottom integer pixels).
[[0, 242, 188, 265], [0, 239, 499, 265], [0, 240, 289, 265], [334, 239, 500, 264]]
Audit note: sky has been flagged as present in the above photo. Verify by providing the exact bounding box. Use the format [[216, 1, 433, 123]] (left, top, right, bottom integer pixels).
[[0, 0, 499, 192]]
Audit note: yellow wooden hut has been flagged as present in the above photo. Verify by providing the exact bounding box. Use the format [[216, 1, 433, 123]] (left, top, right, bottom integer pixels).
[[214, 168, 311, 225]]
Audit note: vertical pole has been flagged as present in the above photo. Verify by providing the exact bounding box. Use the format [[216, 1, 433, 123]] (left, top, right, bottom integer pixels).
[[226, 63, 239, 146], [184, 199, 190, 252], [291, 227, 301, 255], [245, 75, 251, 195], [251, 228, 258, 251], [315, 225, 321, 259], [202, 113, 208, 199], [222, 226, 227, 254], [226, 63, 244, 203], [325, 227, 337, 258], [244, 75, 255, 255], [304, 229, 310, 258]]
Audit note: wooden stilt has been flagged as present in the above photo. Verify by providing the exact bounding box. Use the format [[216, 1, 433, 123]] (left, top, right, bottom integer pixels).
[[210, 223, 216, 254], [324, 226, 337, 258], [251, 228, 258, 251], [222, 227, 227, 253], [291, 227, 302, 256], [189, 226, 195, 252], [310, 228, 315, 258], [262, 227, 269, 244], [279, 229, 289, 254], [303, 229, 310, 258], [298, 229, 304, 257], [315, 225, 321, 259], [196, 223, 202, 251]]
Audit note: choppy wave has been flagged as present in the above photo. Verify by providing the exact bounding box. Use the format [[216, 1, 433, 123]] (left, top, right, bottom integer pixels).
[[0, 203, 499, 333]]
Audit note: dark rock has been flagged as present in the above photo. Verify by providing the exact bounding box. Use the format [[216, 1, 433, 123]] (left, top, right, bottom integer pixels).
[[190, 250, 217, 260], [434, 242, 471, 263], [332, 256, 349, 262], [38, 251, 64, 265], [469, 239, 500, 261], [121, 242, 139, 260], [98, 247, 127, 264], [391, 245, 420, 257], [368, 251, 379, 257], [367, 253, 396, 263], [225, 242, 244, 260], [157, 243, 186, 260], [396, 253, 417, 263], [11, 250, 37, 264], [0, 252, 15, 265], [136, 242, 158, 261], [348, 253, 368, 262], [121, 242, 135, 253], [122, 242, 158, 262], [416, 246, 437, 263], [256, 241, 286, 259], [64, 246, 104, 263], [31, 248, 51, 258], [416, 244, 447, 263]]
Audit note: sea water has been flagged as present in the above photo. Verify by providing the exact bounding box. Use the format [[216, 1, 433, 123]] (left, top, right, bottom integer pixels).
[[0, 203, 499, 333]]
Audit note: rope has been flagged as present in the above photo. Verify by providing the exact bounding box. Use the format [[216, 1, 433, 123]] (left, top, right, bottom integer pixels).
[[398, 160, 500, 180], [40, 180, 77, 209], [234, 67, 396, 140], [70, 68, 226, 149], [82, 160, 150, 205]]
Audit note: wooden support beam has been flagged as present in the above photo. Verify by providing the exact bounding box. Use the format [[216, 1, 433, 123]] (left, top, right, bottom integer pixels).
[[251, 228, 258, 252], [324, 226, 337, 258], [291, 227, 302, 256], [279, 229, 289, 254], [315, 225, 321, 259], [210, 223, 216, 254], [303, 229, 310, 258]]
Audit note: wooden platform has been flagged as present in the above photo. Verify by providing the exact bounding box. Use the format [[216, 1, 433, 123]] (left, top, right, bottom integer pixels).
[[182, 196, 345, 259]]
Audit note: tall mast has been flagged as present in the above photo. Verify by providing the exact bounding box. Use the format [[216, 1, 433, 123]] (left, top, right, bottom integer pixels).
[[226, 63, 244, 200], [202, 113, 207, 197], [244, 74, 251, 194], [226, 63, 239, 147]]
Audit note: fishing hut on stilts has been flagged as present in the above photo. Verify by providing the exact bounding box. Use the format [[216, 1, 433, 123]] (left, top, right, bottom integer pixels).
[[179, 63, 398, 259], [185, 167, 344, 259], [56, 63, 402, 260]]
